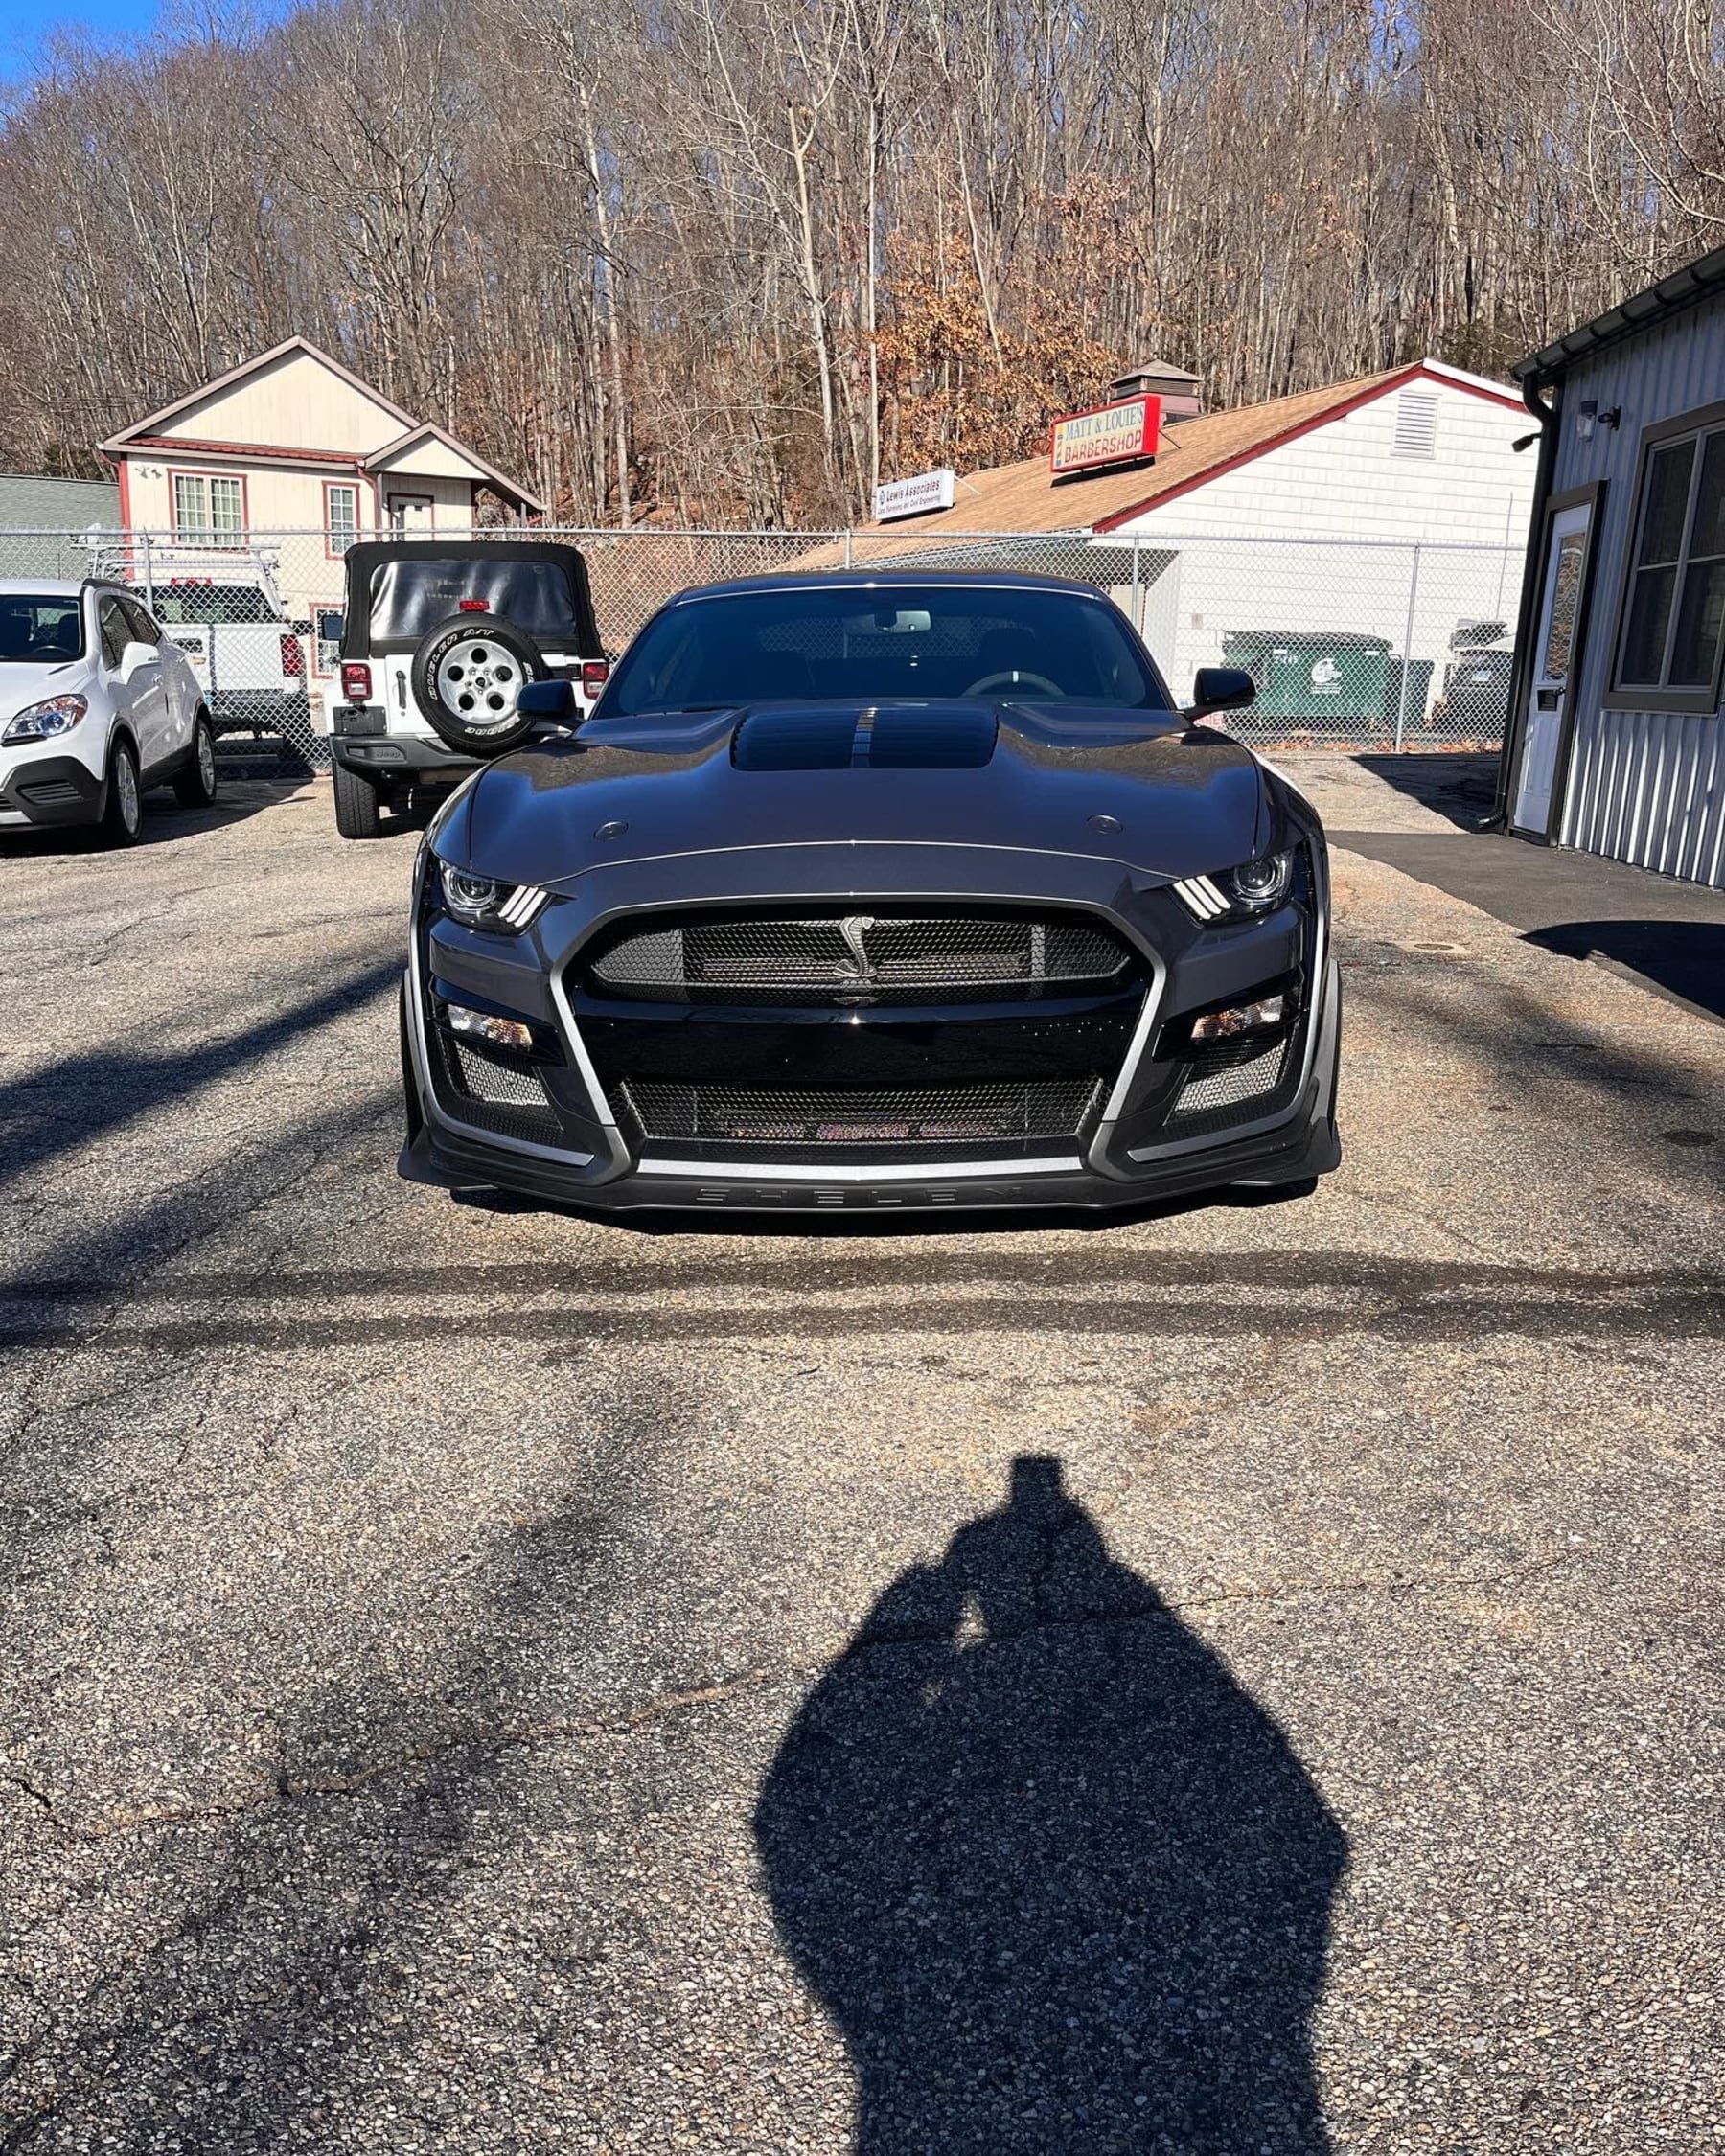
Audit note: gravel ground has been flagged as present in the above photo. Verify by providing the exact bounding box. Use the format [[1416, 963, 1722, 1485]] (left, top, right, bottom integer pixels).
[[0, 772, 1720, 2154]]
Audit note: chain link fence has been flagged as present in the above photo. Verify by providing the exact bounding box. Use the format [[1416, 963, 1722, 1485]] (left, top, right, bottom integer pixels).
[[1, 523, 1522, 777]]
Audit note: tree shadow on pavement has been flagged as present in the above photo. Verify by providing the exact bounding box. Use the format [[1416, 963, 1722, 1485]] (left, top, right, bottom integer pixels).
[[755, 1456, 1346, 2155]]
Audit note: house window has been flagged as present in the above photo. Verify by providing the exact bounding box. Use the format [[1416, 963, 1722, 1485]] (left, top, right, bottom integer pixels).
[[1613, 407, 1725, 710], [172, 472, 244, 548], [1392, 390, 1438, 459], [326, 482, 360, 556]]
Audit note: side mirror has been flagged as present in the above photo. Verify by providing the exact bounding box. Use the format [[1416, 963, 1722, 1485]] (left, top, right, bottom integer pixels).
[[516, 677, 579, 722], [119, 638, 157, 677], [1183, 665, 1255, 722]]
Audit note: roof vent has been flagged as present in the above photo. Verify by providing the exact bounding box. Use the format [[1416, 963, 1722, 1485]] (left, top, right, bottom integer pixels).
[[1108, 360, 1203, 421]]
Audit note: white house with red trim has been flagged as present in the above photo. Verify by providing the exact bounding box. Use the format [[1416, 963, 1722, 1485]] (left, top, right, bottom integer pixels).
[[858, 358, 1537, 717]]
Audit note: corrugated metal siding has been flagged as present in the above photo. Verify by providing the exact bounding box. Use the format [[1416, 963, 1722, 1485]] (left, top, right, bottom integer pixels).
[[1549, 298, 1725, 888]]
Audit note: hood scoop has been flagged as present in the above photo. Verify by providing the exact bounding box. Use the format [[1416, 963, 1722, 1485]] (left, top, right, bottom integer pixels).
[[731, 702, 1000, 772]]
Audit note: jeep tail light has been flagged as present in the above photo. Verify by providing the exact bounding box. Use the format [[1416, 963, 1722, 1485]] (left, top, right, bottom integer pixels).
[[341, 661, 373, 704], [581, 659, 610, 699], [459, 598, 487, 612], [281, 632, 305, 677]]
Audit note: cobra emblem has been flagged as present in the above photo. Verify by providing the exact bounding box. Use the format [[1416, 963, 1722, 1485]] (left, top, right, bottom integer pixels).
[[834, 914, 879, 987]]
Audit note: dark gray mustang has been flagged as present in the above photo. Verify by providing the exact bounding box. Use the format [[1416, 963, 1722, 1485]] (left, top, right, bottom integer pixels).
[[398, 570, 1341, 1216]]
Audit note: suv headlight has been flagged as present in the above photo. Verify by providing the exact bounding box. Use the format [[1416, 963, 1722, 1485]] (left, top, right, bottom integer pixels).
[[3, 693, 88, 744], [433, 860, 551, 933], [1170, 851, 1296, 923]]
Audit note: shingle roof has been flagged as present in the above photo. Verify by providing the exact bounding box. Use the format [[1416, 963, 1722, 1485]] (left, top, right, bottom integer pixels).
[[813, 363, 1482, 560], [0, 472, 121, 528]]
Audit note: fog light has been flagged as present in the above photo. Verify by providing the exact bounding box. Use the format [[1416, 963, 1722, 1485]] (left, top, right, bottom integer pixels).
[[1190, 994, 1285, 1041], [446, 1003, 534, 1051]]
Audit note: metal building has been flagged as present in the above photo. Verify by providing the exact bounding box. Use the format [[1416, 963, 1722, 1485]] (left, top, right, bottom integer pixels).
[[1499, 248, 1725, 887]]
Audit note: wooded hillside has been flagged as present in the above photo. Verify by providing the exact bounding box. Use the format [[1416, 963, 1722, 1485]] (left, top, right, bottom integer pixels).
[[1, 0, 1719, 523]]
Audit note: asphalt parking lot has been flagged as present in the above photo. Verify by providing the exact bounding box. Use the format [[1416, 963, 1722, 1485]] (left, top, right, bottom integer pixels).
[[2, 768, 1722, 2153]]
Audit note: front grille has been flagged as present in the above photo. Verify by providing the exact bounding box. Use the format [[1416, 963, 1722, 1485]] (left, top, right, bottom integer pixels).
[[583, 911, 1134, 1005], [17, 779, 83, 807], [620, 1076, 1102, 1150]]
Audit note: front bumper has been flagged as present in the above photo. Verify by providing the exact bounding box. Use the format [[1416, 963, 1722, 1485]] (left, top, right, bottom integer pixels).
[[398, 840, 1342, 1216], [0, 750, 105, 829]]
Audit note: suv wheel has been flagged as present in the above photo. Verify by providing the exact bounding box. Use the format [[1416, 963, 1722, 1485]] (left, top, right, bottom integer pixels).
[[334, 760, 382, 840], [172, 714, 219, 808], [100, 738, 144, 847], [410, 610, 548, 757]]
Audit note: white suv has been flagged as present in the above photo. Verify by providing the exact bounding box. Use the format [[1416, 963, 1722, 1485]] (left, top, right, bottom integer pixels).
[[0, 579, 217, 845]]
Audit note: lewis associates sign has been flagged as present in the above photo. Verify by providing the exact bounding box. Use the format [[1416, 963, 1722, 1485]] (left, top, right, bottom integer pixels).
[[1049, 394, 1162, 477]]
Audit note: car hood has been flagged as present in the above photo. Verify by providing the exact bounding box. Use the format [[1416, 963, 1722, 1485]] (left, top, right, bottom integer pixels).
[[452, 701, 1272, 887], [0, 657, 91, 713]]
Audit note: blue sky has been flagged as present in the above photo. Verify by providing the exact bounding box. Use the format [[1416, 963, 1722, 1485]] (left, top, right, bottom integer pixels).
[[0, 0, 296, 83], [0, 0, 168, 81]]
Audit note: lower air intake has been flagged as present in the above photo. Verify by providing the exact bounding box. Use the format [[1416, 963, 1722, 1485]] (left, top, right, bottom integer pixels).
[[621, 1077, 1102, 1148], [427, 1023, 563, 1142], [1172, 1037, 1289, 1116]]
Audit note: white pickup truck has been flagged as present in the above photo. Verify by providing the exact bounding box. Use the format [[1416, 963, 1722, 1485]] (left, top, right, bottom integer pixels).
[[100, 545, 311, 742]]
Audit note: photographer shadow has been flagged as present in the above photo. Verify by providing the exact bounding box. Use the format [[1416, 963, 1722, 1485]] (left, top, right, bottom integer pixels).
[[755, 1457, 1346, 2153]]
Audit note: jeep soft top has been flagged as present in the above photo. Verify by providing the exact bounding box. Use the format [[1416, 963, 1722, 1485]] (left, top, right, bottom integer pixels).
[[338, 539, 600, 658]]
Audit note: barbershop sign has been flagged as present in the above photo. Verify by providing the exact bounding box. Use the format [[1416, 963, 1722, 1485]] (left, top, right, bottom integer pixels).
[[1049, 395, 1162, 477]]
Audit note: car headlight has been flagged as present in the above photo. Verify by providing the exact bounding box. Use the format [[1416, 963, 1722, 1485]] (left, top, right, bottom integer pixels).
[[3, 693, 88, 744], [433, 860, 551, 932], [1170, 851, 1296, 923]]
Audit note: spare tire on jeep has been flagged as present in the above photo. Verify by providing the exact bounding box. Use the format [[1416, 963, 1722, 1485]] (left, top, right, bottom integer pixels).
[[410, 610, 549, 757]]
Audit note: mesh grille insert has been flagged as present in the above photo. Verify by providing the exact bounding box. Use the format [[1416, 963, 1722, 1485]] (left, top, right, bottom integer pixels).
[[455, 1042, 551, 1109], [585, 913, 1133, 1004], [1172, 1037, 1289, 1116], [426, 1022, 563, 1142], [621, 1077, 1102, 1148]]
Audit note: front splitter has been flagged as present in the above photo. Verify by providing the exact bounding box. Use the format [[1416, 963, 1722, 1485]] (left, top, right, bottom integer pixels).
[[400, 1103, 1338, 1217]]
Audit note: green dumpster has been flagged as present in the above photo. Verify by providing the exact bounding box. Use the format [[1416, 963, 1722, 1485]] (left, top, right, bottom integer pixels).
[[1220, 631, 1393, 730], [1384, 656, 1435, 738]]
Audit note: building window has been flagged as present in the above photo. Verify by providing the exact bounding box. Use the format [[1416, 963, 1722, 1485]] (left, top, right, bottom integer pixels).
[[1392, 390, 1438, 459], [326, 482, 360, 556], [1613, 408, 1725, 709], [172, 472, 244, 548]]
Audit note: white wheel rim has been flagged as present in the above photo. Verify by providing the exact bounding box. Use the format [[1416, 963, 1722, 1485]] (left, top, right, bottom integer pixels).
[[436, 636, 524, 732], [116, 752, 139, 831]]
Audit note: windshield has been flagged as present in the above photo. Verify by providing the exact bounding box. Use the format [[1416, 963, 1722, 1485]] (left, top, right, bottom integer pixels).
[[0, 594, 84, 663], [150, 583, 277, 625], [366, 559, 583, 644], [603, 584, 1173, 716]]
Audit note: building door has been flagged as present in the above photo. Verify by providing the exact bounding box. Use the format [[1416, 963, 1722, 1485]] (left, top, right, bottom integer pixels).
[[387, 493, 434, 535], [1512, 497, 1595, 837]]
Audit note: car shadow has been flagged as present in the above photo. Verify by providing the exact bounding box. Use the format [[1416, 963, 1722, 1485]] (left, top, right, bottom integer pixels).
[[1521, 918, 1725, 1023], [755, 1456, 1346, 2153], [0, 774, 307, 852]]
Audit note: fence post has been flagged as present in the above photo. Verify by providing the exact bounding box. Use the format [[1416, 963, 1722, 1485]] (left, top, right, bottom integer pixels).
[[140, 529, 154, 616], [1130, 537, 1141, 632], [1394, 543, 1421, 752], [843, 528, 853, 570]]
